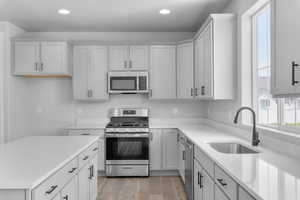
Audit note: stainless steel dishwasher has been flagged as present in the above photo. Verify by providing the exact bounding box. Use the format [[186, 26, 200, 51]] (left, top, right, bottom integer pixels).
[[184, 138, 194, 200]]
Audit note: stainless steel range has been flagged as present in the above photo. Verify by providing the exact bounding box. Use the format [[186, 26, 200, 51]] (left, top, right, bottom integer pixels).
[[105, 108, 149, 177]]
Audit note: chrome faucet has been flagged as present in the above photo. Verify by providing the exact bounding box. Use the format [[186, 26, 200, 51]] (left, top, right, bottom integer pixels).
[[233, 107, 260, 146]]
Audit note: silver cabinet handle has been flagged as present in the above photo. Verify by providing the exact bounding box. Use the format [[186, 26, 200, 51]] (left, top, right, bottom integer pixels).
[[124, 61, 127, 68], [217, 178, 227, 186], [40, 62, 44, 71], [87, 90, 93, 97], [149, 89, 153, 97], [182, 150, 185, 160], [83, 155, 89, 161], [201, 86, 205, 95], [194, 88, 198, 96], [34, 62, 38, 71], [68, 167, 77, 174], [191, 88, 194, 97], [45, 185, 58, 195], [149, 132, 153, 141], [63, 195, 69, 200], [129, 60, 132, 68]]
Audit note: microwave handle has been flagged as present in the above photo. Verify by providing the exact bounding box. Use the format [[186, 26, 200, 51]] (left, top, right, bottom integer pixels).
[[107, 73, 109, 93]]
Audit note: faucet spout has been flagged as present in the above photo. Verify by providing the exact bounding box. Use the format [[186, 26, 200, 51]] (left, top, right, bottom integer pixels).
[[233, 107, 260, 146]]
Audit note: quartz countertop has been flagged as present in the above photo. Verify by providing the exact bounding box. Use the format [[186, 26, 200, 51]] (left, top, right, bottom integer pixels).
[[177, 125, 300, 200], [65, 120, 300, 200], [0, 136, 99, 189]]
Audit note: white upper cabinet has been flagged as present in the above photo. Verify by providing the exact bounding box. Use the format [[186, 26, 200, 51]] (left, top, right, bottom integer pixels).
[[150, 45, 176, 99], [129, 46, 149, 70], [109, 46, 129, 70], [177, 42, 195, 99], [73, 46, 108, 101], [271, 0, 300, 96], [13, 41, 70, 76], [14, 42, 40, 74], [109, 45, 148, 71], [40, 42, 68, 74], [194, 14, 235, 100]]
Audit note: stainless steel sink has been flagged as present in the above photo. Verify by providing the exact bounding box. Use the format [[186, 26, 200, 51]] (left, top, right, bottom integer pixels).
[[209, 142, 259, 154]]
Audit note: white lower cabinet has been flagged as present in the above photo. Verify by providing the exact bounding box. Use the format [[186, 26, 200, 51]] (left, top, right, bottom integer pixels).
[[52, 195, 60, 200], [98, 139, 105, 171], [60, 177, 77, 200], [150, 129, 178, 171], [150, 129, 162, 170], [239, 187, 256, 200], [215, 185, 229, 200], [162, 129, 178, 170], [194, 159, 214, 200], [78, 155, 98, 200]]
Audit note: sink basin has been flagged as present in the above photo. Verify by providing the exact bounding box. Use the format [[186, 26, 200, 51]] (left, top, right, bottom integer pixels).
[[209, 142, 259, 154]]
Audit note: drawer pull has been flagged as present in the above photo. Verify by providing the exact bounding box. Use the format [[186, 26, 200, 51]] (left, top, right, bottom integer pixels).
[[68, 167, 77, 173], [199, 173, 204, 188], [63, 195, 69, 200], [89, 165, 94, 179], [81, 133, 91, 135], [92, 147, 98, 152], [45, 185, 58, 195], [83, 155, 89, 161], [217, 178, 227, 187]]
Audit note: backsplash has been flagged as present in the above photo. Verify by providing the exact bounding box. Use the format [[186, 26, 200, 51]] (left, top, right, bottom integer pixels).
[[8, 77, 208, 140]]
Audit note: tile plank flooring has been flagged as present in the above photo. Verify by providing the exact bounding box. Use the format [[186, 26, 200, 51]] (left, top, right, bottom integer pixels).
[[97, 176, 187, 200]]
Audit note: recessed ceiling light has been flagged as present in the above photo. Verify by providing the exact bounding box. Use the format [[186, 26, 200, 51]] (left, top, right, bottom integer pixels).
[[159, 9, 171, 15], [58, 9, 71, 15]]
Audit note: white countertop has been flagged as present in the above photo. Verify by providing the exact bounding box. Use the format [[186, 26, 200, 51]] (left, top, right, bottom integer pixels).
[[176, 125, 300, 200], [65, 119, 300, 200], [0, 136, 99, 189]]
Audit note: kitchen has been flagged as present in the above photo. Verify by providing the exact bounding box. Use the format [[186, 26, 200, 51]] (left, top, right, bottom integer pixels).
[[0, 0, 300, 200]]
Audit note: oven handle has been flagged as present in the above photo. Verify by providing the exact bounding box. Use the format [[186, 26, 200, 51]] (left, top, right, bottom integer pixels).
[[105, 134, 149, 138]]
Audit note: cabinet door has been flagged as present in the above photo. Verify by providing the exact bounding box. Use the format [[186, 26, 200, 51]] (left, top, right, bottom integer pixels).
[[109, 46, 129, 70], [149, 129, 162, 170], [272, 0, 300, 95], [150, 46, 176, 99], [41, 42, 68, 74], [194, 35, 205, 98], [14, 41, 40, 74], [178, 142, 185, 183], [177, 42, 194, 99], [73, 46, 89, 100], [98, 139, 105, 171], [162, 129, 178, 170], [202, 169, 214, 200], [78, 163, 90, 200], [88, 46, 108, 100], [194, 160, 203, 200], [89, 156, 98, 200], [239, 187, 255, 200], [61, 177, 77, 200], [203, 22, 214, 98], [215, 186, 229, 200], [129, 46, 149, 70], [52, 194, 60, 200]]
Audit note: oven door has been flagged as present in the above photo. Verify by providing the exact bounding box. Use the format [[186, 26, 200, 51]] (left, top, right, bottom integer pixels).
[[105, 134, 149, 165]]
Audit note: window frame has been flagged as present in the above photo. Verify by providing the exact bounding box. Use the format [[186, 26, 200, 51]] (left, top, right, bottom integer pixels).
[[251, 3, 300, 134]]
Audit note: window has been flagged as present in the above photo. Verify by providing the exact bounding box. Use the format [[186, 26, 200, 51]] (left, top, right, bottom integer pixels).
[[252, 4, 300, 132]]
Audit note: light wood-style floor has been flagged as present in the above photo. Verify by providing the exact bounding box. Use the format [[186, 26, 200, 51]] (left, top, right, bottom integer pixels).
[[97, 176, 187, 200]]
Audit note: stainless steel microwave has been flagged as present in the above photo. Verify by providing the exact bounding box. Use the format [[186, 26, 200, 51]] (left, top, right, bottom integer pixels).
[[108, 71, 149, 94]]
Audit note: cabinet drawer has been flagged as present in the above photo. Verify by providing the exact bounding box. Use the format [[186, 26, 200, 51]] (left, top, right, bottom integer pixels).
[[215, 165, 237, 200], [32, 157, 78, 200], [78, 142, 98, 169], [194, 146, 214, 177], [215, 185, 230, 200]]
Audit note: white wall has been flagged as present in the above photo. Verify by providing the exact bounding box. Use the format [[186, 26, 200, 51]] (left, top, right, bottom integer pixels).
[[6, 31, 208, 141], [208, 0, 260, 124]]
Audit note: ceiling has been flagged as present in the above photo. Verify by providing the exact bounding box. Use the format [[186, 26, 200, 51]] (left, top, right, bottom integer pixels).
[[0, 0, 231, 32]]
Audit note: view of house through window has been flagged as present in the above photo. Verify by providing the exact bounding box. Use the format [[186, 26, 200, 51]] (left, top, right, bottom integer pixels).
[[253, 4, 300, 130]]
